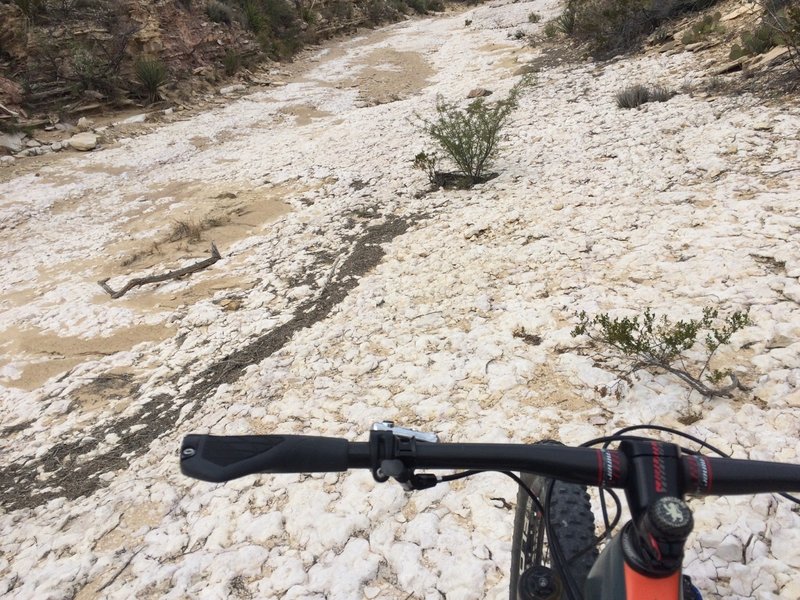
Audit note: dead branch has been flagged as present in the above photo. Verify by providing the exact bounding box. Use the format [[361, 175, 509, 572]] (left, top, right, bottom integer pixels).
[[98, 243, 221, 299], [0, 103, 19, 117]]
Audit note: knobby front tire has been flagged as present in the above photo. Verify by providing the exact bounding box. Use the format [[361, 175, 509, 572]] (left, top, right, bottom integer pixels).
[[509, 473, 597, 600]]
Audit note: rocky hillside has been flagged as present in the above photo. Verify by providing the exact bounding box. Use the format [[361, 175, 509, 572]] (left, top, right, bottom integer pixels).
[[0, 0, 454, 122]]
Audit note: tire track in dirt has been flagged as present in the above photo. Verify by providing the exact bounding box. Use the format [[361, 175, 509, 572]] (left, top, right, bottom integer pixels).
[[0, 214, 422, 511]]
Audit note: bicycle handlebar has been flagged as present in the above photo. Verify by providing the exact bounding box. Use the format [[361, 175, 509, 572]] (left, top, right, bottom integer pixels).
[[180, 432, 800, 498]]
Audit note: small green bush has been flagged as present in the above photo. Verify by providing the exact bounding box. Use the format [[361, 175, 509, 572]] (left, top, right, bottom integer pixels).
[[572, 306, 752, 397], [223, 49, 241, 75], [615, 83, 673, 108], [651, 26, 672, 44], [528, 11, 542, 23], [729, 20, 783, 59], [72, 46, 106, 91], [649, 84, 674, 102], [564, 0, 722, 56], [207, 0, 234, 23], [263, 0, 297, 30], [135, 58, 167, 104], [615, 83, 650, 108], [241, 0, 266, 32], [544, 21, 558, 38], [416, 80, 528, 186], [555, 9, 576, 34], [406, 0, 428, 14], [413, 151, 441, 187], [13, 0, 46, 22], [681, 12, 723, 45]]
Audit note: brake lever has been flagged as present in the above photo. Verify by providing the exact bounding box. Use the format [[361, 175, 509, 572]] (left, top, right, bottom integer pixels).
[[370, 421, 440, 489], [371, 421, 439, 443]]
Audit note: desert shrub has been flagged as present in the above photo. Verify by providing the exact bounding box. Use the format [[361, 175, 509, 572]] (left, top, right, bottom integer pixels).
[[729, 21, 782, 59], [572, 306, 752, 397], [177, 0, 192, 9], [366, 0, 395, 22], [778, 3, 800, 71], [615, 83, 649, 108], [649, 84, 674, 102], [71, 46, 106, 90], [528, 11, 542, 23], [223, 49, 241, 75], [241, 0, 266, 32], [413, 151, 442, 186], [13, 0, 46, 22], [555, 8, 576, 34], [135, 58, 167, 104], [681, 12, 723, 45], [563, 0, 722, 56], [406, 0, 428, 14], [615, 83, 673, 108], [207, 0, 234, 23], [428, 0, 444, 11], [263, 0, 298, 29], [544, 21, 558, 38], [416, 80, 528, 186], [651, 25, 672, 44]]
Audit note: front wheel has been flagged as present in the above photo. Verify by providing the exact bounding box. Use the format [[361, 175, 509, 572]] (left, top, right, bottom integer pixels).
[[509, 472, 598, 600]]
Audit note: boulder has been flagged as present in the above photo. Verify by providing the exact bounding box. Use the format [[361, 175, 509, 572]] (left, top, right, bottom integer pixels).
[[0, 133, 24, 154], [467, 88, 492, 98], [68, 132, 98, 151], [745, 46, 790, 72], [220, 84, 247, 95], [0, 77, 23, 106]]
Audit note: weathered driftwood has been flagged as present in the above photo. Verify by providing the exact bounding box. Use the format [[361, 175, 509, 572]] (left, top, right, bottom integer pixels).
[[0, 103, 19, 117], [98, 243, 221, 299]]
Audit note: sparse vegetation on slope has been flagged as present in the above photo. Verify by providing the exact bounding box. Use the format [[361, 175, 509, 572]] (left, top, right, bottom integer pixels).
[[572, 306, 752, 398]]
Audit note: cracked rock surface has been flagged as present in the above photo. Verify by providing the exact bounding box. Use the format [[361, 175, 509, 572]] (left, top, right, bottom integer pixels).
[[1, 1, 800, 598]]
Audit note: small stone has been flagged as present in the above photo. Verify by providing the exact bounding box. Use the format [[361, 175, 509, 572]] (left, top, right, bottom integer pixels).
[[552, 202, 564, 210], [163, 107, 174, 115], [220, 84, 247, 95], [513, 65, 537, 76], [50, 142, 62, 152], [68, 132, 98, 151], [364, 587, 381, 599], [0, 156, 14, 166], [721, 4, 756, 21], [25, 139, 41, 148], [119, 113, 147, 124], [753, 121, 773, 131], [77, 116, 94, 131], [467, 87, 492, 98]]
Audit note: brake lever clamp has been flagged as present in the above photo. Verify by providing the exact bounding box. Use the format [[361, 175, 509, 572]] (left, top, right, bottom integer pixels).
[[369, 421, 439, 489]]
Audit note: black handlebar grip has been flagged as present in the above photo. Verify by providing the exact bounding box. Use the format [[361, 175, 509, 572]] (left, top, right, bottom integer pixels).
[[180, 434, 350, 482]]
